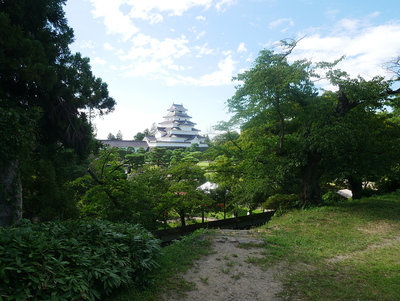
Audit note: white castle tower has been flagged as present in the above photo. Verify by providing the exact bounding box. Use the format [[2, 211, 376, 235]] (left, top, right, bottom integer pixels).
[[144, 103, 208, 149]]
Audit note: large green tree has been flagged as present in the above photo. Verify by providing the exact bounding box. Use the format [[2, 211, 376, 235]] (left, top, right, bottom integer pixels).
[[222, 41, 400, 207], [0, 0, 115, 226]]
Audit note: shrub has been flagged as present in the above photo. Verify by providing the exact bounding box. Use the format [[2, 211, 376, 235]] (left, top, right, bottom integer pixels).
[[0, 220, 161, 300], [322, 190, 342, 204], [262, 194, 299, 211]]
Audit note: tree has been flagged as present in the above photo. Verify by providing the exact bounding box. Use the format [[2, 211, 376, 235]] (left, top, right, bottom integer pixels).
[[134, 124, 157, 141], [125, 149, 146, 171], [223, 40, 400, 207], [146, 147, 171, 167], [71, 148, 162, 227], [164, 162, 206, 226], [225, 40, 322, 206], [133, 132, 145, 141], [107, 131, 123, 140], [317, 73, 400, 199], [116, 130, 123, 140], [0, 0, 115, 226], [107, 133, 117, 140]]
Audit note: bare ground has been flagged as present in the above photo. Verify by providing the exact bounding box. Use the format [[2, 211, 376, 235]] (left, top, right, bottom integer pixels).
[[161, 229, 284, 301]]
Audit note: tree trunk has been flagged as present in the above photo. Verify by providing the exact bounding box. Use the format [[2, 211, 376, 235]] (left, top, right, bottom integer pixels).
[[300, 151, 323, 207], [179, 209, 186, 227], [0, 160, 22, 227], [348, 176, 363, 199]]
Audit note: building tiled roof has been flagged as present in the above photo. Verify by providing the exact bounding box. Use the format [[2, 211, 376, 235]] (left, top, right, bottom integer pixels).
[[100, 140, 148, 148], [168, 103, 187, 112], [163, 112, 192, 118], [159, 120, 196, 126], [144, 136, 157, 142]]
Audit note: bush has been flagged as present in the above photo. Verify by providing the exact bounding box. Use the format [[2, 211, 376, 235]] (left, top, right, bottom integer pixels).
[[262, 194, 299, 211], [322, 190, 342, 204], [0, 220, 161, 300]]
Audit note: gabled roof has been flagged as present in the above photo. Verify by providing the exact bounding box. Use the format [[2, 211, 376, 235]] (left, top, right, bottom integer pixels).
[[168, 103, 187, 112], [144, 135, 157, 142]]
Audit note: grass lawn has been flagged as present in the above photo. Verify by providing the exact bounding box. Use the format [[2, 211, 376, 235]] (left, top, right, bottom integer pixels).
[[256, 192, 400, 300]]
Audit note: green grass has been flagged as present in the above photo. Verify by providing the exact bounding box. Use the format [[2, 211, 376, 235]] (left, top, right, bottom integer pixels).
[[256, 192, 400, 300], [102, 229, 212, 301], [206, 208, 264, 219]]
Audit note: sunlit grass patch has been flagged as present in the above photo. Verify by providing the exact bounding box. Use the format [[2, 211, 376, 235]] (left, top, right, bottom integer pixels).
[[259, 193, 400, 300]]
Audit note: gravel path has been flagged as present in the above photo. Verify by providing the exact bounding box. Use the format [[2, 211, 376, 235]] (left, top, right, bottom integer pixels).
[[163, 229, 284, 301]]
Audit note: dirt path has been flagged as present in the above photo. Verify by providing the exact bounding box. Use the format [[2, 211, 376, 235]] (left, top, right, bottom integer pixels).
[[163, 229, 284, 301]]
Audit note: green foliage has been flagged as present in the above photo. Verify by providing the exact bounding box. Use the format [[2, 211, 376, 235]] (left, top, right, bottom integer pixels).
[[21, 146, 87, 221], [321, 190, 342, 204], [213, 40, 400, 208], [262, 194, 299, 211], [0, 0, 116, 226], [0, 220, 161, 300], [133, 132, 145, 141], [104, 229, 212, 301], [164, 162, 208, 226], [146, 147, 171, 167], [72, 149, 211, 229], [376, 164, 400, 193], [0, 107, 39, 164], [71, 148, 159, 227]]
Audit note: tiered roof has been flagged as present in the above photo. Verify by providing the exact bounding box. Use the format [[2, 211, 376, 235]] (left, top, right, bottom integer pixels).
[[144, 103, 207, 149]]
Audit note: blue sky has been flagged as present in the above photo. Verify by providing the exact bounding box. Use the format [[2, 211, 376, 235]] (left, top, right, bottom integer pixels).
[[64, 0, 400, 140]]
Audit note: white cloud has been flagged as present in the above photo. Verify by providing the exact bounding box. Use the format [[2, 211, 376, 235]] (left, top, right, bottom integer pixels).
[[128, 0, 214, 18], [196, 31, 206, 40], [292, 20, 400, 81], [215, 0, 236, 12], [237, 42, 247, 53], [168, 55, 237, 86], [124, 60, 164, 77], [325, 9, 340, 20], [89, 0, 236, 39], [78, 40, 95, 49], [121, 33, 190, 77], [90, 0, 140, 40], [123, 33, 190, 60], [269, 18, 294, 32], [104, 43, 115, 51], [195, 43, 215, 57], [222, 50, 233, 56], [91, 0, 220, 29], [92, 57, 107, 64], [196, 15, 207, 22]]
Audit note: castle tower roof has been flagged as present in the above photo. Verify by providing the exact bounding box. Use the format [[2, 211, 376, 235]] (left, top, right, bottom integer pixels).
[[144, 103, 208, 149]]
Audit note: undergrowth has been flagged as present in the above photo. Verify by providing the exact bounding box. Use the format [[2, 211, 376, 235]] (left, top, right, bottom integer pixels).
[[0, 220, 160, 301], [103, 229, 212, 300]]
